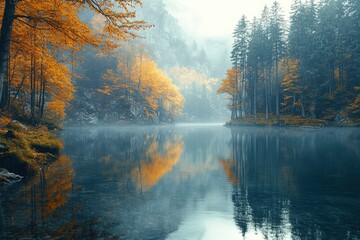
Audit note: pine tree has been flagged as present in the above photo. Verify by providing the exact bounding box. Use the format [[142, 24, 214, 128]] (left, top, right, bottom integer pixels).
[[270, 1, 286, 120], [231, 15, 248, 118]]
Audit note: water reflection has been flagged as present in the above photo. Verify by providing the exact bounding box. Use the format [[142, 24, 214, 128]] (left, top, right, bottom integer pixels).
[[1, 125, 360, 239], [131, 135, 183, 191], [1, 154, 119, 239], [226, 128, 360, 239]]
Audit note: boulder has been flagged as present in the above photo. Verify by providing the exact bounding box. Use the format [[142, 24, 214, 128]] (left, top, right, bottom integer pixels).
[[0, 144, 9, 153], [0, 168, 23, 186], [4, 130, 16, 139]]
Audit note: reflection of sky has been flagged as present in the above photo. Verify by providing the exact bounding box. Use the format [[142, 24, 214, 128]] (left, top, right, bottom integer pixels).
[[167, 186, 243, 240]]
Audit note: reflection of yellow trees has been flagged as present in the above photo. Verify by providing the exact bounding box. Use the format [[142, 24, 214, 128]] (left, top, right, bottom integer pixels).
[[218, 159, 240, 185], [44, 156, 75, 215], [97, 134, 184, 192], [24, 155, 75, 220], [131, 138, 184, 191]]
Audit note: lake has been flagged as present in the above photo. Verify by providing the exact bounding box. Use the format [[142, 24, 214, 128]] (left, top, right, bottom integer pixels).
[[1, 124, 360, 239]]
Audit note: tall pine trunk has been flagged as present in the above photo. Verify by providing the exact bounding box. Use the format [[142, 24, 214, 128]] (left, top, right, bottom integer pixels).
[[264, 69, 269, 120], [275, 58, 280, 120], [253, 67, 257, 119], [0, 0, 17, 104]]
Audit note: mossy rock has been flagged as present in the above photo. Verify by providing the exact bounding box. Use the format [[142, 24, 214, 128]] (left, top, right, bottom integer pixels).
[[0, 153, 36, 177], [31, 143, 60, 155], [0, 119, 62, 177]]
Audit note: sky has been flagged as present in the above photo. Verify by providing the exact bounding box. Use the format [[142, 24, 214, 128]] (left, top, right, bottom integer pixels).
[[163, 0, 292, 42]]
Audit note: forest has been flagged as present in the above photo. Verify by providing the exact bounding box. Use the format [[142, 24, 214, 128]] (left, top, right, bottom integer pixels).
[[0, 0, 228, 127], [0, 0, 184, 125], [218, 0, 360, 126]]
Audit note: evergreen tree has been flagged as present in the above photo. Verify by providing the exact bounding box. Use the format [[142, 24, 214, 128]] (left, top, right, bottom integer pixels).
[[231, 15, 248, 118], [270, 1, 286, 119]]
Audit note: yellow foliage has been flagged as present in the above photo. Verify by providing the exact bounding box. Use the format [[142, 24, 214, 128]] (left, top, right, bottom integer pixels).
[[0, 0, 148, 123], [217, 67, 239, 96], [280, 58, 302, 113], [45, 99, 66, 123], [101, 45, 184, 120], [167, 66, 218, 93], [98, 85, 112, 95]]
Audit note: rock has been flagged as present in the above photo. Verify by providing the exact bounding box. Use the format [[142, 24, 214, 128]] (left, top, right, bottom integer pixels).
[[0, 168, 23, 186], [14, 120, 28, 130], [4, 130, 16, 139], [0, 144, 9, 153], [334, 114, 349, 125], [7, 120, 28, 132]]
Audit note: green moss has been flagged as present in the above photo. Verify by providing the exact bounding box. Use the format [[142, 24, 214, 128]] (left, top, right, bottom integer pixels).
[[0, 119, 62, 176]]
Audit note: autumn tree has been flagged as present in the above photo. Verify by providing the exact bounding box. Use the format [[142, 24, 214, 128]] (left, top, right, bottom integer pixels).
[[99, 45, 184, 122], [217, 67, 239, 119], [280, 58, 304, 116], [0, 0, 147, 123]]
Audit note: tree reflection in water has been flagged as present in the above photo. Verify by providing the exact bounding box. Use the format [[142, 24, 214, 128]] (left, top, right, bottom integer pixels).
[[222, 128, 360, 239], [1, 126, 360, 239], [0, 155, 119, 239]]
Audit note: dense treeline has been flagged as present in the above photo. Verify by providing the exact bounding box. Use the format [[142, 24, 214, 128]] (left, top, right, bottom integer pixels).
[[219, 0, 360, 124]]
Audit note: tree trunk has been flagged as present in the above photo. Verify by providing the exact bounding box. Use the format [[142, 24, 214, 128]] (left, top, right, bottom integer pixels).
[[264, 69, 269, 120], [292, 92, 296, 115], [241, 60, 246, 118], [235, 69, 239, 119], [30, 52, 36, 121], [0, 0, 17, 103], [40, 78, 46, 119], [300, 93, 305, 118], [253, 68, 257, 119], [0, 55, 11, 109], [241, 65, 246, 118], [275, 58, 280, 120]]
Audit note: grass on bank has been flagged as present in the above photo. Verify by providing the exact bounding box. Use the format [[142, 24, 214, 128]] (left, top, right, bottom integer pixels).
[[0, 116, 62, 176], [226, 114, 360, 127]]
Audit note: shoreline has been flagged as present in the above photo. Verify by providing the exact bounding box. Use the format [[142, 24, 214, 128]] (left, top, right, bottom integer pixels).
[[224, 115, 360, 128], [0, 117, 62, 184]]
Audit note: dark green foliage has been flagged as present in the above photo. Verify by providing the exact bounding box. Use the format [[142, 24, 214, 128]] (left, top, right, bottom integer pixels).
[[223, 0, 360, 123]]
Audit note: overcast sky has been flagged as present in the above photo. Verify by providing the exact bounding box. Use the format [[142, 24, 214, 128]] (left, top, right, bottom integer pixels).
[[163, 0, 292, 42]]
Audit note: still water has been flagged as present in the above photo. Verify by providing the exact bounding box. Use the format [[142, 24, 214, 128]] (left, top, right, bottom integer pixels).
[[1, 124, 360, 239]]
